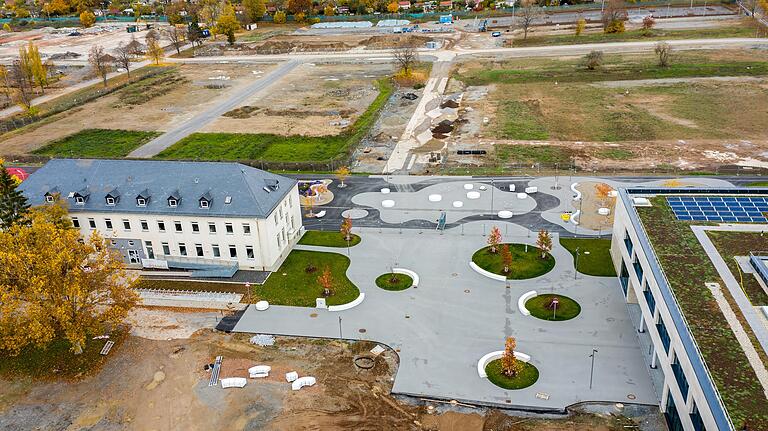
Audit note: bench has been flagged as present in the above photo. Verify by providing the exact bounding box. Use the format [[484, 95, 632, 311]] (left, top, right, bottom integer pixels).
[[220, 377, 247, 388], [392, 268, 419, 288], [327, 292, 365, 312], [469, 261, 506, 282], [248, 365, 271, 378], [285, 371, 299, 382], [518, 290, 538, 316], [291, 376, 317, 391]]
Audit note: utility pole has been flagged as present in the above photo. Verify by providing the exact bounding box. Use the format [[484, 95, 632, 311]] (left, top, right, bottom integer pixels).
[[589, 349, 598, 389], [338, 316, 343, 339]]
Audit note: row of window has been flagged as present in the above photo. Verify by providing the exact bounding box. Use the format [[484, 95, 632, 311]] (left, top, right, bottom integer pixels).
[[72, 217, 252, 235], [149, 241, 256, 260]]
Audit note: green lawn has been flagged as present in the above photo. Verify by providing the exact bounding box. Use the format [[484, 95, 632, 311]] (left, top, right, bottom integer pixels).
[[155, 78, 394, 163], [472, 244, 555, 280], [298, 231, 361, 247], [0, 329, 126, 380], [525, 294, 581, 321], [485, 359, 539, 390], [375, 273, 413, 291], [559, 238, 616, 277], [32, 129, 160, 158], [455, 53, 768, 86], [747, 182, 768, 187], [257, 250, 359, 306], [514, 25, 756, 48]]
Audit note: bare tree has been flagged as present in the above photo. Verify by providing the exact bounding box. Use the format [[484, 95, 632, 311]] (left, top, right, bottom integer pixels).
[[517, 4, 543, 40], [393, 39, 418, 76], [125, 37, 145, 56], [9, 60, 34, 111], [88, 45, 113, 87], [601, 0, 627, 30], [655, 42, 671, 67], [165, 26, 188, 55], [113, 42, 132, 77], [584, 50, 603, 70]]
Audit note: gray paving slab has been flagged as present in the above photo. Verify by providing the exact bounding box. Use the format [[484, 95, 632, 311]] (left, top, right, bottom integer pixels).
[[234, 222, 656, 410]]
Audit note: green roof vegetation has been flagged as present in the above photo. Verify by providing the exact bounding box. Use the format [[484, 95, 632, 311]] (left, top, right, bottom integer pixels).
[[636, 197, 768, 429]]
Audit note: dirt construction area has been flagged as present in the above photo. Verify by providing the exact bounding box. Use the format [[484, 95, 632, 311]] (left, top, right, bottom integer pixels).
[[203, 62, 394, 137], [0, 62, 277, 155], [0, 307, 665, 431]]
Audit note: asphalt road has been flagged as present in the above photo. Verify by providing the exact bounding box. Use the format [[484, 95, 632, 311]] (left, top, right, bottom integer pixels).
[[127, 59, 300, 158]]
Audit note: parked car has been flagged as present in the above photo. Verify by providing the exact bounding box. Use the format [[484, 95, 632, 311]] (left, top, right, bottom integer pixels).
[[491, 31, 501, 37]]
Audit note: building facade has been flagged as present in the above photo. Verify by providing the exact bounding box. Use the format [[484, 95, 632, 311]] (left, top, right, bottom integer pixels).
[[610, 188, 768, 431], [20, 159, 304, 273]]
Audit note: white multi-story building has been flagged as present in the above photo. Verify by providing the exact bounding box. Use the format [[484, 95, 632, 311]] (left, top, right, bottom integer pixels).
[[20, 159, 303, 273], [611, 187, 768, 431]]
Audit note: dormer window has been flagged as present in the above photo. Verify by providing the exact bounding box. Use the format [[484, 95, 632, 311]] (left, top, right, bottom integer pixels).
[[106, 197, 116, 206], [45, 195, 54, 203], [200, 200, 209, 209], [199, 191, 212, 209], [136, 189, 150, 207], [168, 199, 178, 208], [137, 198, 147, 207], [75, 196, 85, 205], [73, 188, 89, 205]]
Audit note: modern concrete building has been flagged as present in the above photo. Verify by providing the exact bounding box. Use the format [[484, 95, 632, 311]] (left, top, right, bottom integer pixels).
[[611, 187, 768, 431], [19, 159, 303, 274]]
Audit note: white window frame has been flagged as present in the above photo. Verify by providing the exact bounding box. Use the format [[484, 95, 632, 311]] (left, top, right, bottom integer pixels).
[[106, 196, 115, 206], [168, 199, 178, 208], [137, 197, 147, 207]]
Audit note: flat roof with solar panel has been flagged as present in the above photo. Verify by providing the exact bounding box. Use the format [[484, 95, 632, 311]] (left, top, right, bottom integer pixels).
[[666, 195, 768, 223]]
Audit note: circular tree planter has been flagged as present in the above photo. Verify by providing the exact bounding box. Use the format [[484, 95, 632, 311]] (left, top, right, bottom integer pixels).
[[472, 244, 555, 280], [525, 294, 581, 321], [376, 273, 414, 291], [485, 359, 539, 390]]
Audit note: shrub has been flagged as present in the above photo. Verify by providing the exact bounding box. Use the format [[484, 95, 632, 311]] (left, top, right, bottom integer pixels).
[[604, 19, 625, 34], [575, 18, 586, 36], [584, 50, 603, 70], [273, 10, 287, 24]]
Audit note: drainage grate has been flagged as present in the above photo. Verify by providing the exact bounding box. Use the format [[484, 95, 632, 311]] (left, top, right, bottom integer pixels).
[[209, 356, 222, 387], [100, 341, 114, 356]]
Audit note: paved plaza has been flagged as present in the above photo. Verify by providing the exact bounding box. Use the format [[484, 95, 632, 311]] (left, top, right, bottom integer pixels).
[[232, 175, 741, 410]]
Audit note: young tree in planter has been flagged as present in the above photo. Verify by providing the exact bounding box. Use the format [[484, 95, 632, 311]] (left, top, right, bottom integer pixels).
[[0, 161, 30, 229], [340, 216, 353, 241], [335, 166, 350, 188], [487, 226, 502, 253], [501, 337, 523, 377], [317, 266, 334, 297], [500, 244, 513, 274], [574, 17, 586, 36], [536, 229, 552, 259]]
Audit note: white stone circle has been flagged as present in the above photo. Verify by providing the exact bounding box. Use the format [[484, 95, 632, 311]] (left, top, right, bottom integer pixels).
[[428, 194, 442, 202], [341, 208, 369, 219], [467, 191, 481, 200], [517, 192, 527, 199], [381, 188, 391, 194], [452, 201, 464, 208], [255, 301, 270, 311], [382, 200, 395, 208], [498, 210, 513, 219], [464, 183, 474, 190]]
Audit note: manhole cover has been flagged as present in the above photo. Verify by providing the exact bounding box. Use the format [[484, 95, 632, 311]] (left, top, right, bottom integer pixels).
[[405, 315, 410, 319], [464, 289, 470, 293], [550, 185, 562, 191], [310, 313, 318, 318], [451, 273, 458, 277], [358, 328, 367, 333], [627, 394, 636, 400]]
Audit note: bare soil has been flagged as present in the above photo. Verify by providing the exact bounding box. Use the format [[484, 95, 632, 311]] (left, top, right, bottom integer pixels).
[[0, 63, 276, 154], [203, 62, 393, 137]]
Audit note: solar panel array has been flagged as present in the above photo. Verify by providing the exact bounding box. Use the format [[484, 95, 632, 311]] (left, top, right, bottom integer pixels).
[[667, 196, 768, 223]]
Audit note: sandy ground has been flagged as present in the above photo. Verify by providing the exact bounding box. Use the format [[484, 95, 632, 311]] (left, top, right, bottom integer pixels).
[[0, 23, 171, 62], [203, 62, 394, 137], [0, 63, 276, 155], [574, 181, 617, 232], [0, 307, 664, 431]]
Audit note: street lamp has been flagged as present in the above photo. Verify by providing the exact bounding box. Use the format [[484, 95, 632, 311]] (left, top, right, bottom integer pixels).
[[338, 316, 343, 339], [245, 282, 251, 303], [589, 348, 598, 389], [574, 247, 580, 280]]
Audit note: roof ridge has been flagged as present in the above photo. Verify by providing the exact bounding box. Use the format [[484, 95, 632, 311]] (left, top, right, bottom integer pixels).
[[240, 165, 266, 216]]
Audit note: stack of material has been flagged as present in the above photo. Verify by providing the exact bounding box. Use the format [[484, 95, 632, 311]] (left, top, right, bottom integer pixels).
[[249, 334, 276, 346], [249, 365, 271, 378], [291, 376, 317, 391]]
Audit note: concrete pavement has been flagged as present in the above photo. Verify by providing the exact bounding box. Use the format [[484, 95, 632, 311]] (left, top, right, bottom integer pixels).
[[127, 60, 300, 158]]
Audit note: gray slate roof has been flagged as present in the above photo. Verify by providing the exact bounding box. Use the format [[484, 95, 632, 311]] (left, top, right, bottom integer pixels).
[[19, 159, 297, 219]]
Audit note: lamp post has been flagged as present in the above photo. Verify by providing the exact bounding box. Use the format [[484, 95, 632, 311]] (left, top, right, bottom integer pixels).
[[552, 297, 559, 320], [338, 316, 343, 339], [574, 247, 580, 280], [589, 348, 598, 389], [245, 282, 251, 303]]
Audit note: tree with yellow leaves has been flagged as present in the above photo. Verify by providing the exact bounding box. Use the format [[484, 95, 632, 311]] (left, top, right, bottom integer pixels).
[[216, 3, 240, 45], [0, 197, 138, 355], [387, 1, 399, 13], [340, 216, 353, 241], [80, 10, 96, 28], [146, 39, 164, 65], [501, 337, 523, 377], [335, 166, 350, 188]]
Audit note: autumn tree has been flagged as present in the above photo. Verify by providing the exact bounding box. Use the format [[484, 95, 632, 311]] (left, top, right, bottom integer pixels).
[[335, 166, 350, 188], [43, 0, 70, 16], [0, 160, 29, 230], [146, 38, 164, 65], [243, 0, 266, 22], [9, 59, 34, 111], [25, 42, 48, 93], [500, 244, 512, 274], [575, 17, 586, 36], [501, 337, 523, 377], [273, 10, 287, 23], [188, 20, 205, 47], [288, 0, 312, 14], [641, 15, 655, 36], [655, 41, 671, 68], [487, 226, 502, 253], [113, 42, 132, 77], [317, 266, 334, 297], [0, 199, 138, 355], [80, 10, 96, 28], [165, 25, 187, 54], [216, 3, 240, 45], [601, 0, 627, 33], [340, 216, 353, 241], [387, 1, 399, 13], [324, 3, 335, 15], [88, 45, 112, 87], [536, 229, 552, 259]]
